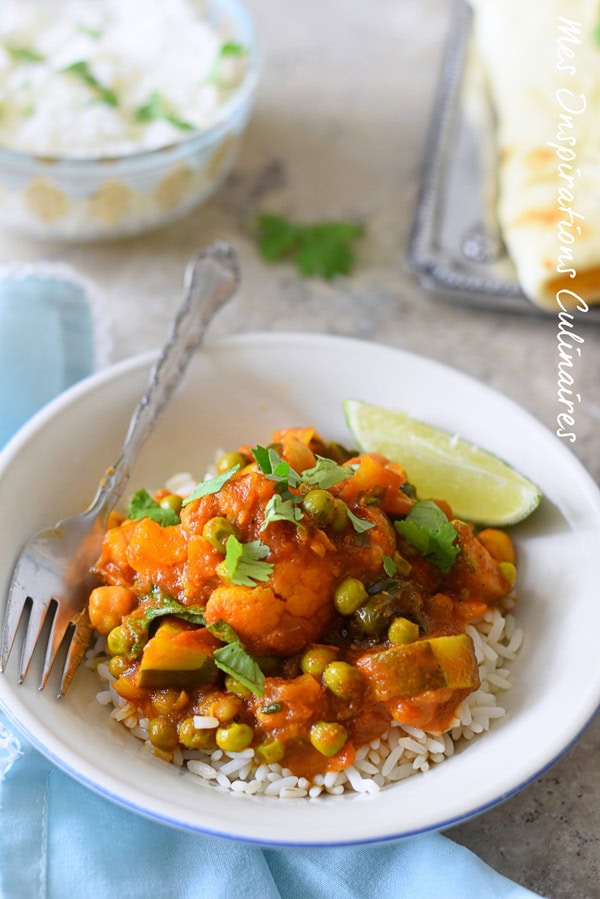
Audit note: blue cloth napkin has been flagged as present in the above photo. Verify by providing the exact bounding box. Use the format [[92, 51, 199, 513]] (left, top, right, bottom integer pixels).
[[0, 268, 541, 899]]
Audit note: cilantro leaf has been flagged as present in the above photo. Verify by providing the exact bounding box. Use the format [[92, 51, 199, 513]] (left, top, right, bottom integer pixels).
[[300, 455, 352, 490], [123, 592, 206, 655], [223, 536, 273, 586], [77, 24, 103, 39], [383, 554, 398, 576], [220, 41, 246, 57], [206, 618, 265, 696], [252, 445, 301, 487], [261, 494, 305, 530], [213, 642, 265, 696], [6, 45, 45, 63], [257, 215, 299, 261], [135, 90, 194, 131], [128, 488, 180, 526], [141, 596, 206, 629], [206, 619, 239, 644], [346, 506, 375, 534], [62, 60, 118, 106], [182, 465, 240, 507], [257, 214, 364, 280], [395, 501, 459, 572]]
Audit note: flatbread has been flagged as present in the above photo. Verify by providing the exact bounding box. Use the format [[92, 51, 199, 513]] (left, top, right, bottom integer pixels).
[[470, 0, 600, 309]]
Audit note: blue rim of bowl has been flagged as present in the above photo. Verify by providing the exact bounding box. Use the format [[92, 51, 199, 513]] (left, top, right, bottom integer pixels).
[[1, 695, 597, 847], [1, 334, 599, 846], [0, 0, 260, 170]]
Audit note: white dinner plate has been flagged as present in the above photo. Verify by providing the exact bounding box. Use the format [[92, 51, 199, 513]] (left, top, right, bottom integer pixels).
[[0, 332, 599, 846]]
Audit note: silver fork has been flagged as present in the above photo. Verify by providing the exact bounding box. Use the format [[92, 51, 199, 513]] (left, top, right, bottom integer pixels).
[[0, 242, 239, 696]]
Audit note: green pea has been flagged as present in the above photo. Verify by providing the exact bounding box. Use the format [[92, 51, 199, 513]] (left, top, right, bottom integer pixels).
[[302, 489, 336, 527], [322, 661, 363, 699], [330, 500, 349, 533], [388, 617, 419, 644], [160, 494, 183, 515], [309, 721, 348, 757], [106, 624, 134, 657], [255, 739, 285, 765], [333, 577, 368, 615], [203, 516, 237, 552], [178, 717, 216, 750], [216, 722, 254, 752], [148, 717, 179, 751], [300, 646, 338, 676], [108, 655, 129, 678], [216, 451, 246, 474]]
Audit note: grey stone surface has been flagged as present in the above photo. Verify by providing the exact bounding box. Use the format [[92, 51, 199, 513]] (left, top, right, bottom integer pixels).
[[0, 1, 597, 895]]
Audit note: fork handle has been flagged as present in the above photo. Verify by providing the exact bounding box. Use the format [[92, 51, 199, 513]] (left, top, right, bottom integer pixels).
[[88, 242, 239, 520]]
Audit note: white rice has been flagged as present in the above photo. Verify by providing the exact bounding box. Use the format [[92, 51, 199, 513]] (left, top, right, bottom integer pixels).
[[89, 601, 523, 799]]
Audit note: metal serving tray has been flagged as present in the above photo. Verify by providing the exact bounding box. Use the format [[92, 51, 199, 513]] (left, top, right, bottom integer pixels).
[[407, 1, 600, 323]]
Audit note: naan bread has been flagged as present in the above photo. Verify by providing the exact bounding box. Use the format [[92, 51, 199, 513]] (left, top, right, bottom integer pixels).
[[470, 0, 600, 309]]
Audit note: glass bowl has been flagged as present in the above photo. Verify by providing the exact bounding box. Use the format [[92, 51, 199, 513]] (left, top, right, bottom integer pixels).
[[0, 0, 259, 242]]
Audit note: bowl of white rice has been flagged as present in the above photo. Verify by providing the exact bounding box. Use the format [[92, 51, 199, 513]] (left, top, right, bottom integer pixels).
[[0, 0, 259, 241], [0, 332, 599, 846]]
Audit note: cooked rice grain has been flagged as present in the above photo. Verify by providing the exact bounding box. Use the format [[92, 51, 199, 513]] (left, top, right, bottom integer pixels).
[[92, 604, 522, 799]]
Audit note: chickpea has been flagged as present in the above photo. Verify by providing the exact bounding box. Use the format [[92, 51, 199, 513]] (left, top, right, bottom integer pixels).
[[88, 585, 136, 636]]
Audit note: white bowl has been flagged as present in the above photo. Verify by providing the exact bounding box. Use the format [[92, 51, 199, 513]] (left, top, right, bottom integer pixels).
[[1, 332, 599, 846], [0, 0, 259, 242]]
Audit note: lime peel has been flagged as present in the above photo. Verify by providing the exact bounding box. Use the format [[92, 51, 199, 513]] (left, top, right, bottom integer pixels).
[[343, 399, 541, 527]]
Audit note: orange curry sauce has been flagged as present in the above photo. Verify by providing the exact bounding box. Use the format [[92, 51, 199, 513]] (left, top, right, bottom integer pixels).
[[87, 427, 514, 779]]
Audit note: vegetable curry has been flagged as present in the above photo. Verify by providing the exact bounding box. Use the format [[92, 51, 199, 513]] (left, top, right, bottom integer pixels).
[[87, 427, 516, 778]]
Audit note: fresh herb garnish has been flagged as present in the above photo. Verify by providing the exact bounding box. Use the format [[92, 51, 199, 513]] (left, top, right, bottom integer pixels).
[[220, 41, 246, 57], [62, 60, 118, 106], [383, 554, 398, 576], [206, 619, 239, 644], [205, 618, 265, 696], [252, 445, 301, 487], [223, 535, 273, 587], [301, 455, 352, 490], [77, 24, 103, 39], [213, 641, 266, 696], [182, 465, 240, 507], [128, 489, 180, 526], [6, 45, 45, 63], [345, 506, 375, 534], [257, 214, 364, 279], [135, 90, 195, 131], [140, 595, 206, 629], [260, 702, 282, 714], [395, 500, 459, 572], [123, 592, 206, 655], [261, 494, 305, 530]]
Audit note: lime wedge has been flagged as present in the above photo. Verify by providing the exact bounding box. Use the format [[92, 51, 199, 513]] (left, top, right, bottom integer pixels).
[[343, 399, 541, 527]]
